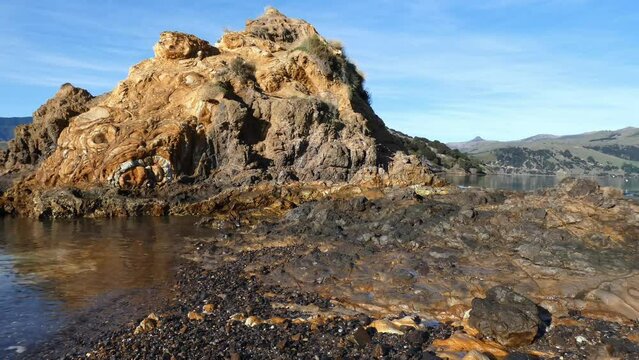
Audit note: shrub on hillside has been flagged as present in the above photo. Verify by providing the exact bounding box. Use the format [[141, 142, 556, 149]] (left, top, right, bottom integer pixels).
[[229, 58, 256, 84], [295, 36, 371, 105]]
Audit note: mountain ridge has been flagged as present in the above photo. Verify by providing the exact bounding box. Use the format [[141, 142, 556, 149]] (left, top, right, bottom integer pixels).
[[448, 127, 639, 175]]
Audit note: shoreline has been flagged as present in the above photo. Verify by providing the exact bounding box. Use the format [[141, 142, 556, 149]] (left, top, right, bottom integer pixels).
[[11, 178, 639, 359]]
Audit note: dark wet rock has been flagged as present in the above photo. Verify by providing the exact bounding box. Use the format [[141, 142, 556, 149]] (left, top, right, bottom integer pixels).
[[405, 329, 429, 346], [504, 352, 539, 360], [420, 352, 440, 360], [468, 286, 544, 348], [353, 326, 372, 347], [372, 343, 388, 358]]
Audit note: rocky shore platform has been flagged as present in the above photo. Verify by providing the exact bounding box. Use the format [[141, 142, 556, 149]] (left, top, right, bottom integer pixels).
[[19, 178, 639, 359]]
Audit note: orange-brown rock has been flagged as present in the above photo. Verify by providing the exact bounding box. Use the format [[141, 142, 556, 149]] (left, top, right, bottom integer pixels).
[[430, 332, 508, 359], [19, 8, 422, 193], [153, 31, 219, 60]]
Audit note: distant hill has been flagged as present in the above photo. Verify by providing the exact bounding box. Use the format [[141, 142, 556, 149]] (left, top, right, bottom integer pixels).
[[448, 127, 639, 175], [0, 117, 32, 141], [391, 130, 484, 173]]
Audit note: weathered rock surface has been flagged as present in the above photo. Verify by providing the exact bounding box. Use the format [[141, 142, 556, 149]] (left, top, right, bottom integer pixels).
[[19, 9, 418, 189], [0, 8, 439, 218], [207, 178, 639, 328], [1, 84, 94, 171], [153, 31, 219, 60], [468, 286, 543, 348]]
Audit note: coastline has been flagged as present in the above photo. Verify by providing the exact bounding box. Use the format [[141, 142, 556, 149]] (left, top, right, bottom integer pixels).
[[11, 178, 639, 359]]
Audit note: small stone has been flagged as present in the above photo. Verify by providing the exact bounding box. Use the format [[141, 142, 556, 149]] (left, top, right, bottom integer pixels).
[[575, 335, 590, 345], [468, 286, 544, 348], [357, 313, 372, 326], [134, 313, 160, 334], [202, 304, 215, 314], [353, 327, 372, 347], [187, 311, 204, 321], [244, 315, 263, 327], [405, 329, 429, 346], [420, 352, 439, 360], [373, 343, 388, 358], [290, 333, 302, 342], [229, 352, 241, 360], [276, 339, 287, 351], [460, 208, 476, 219]]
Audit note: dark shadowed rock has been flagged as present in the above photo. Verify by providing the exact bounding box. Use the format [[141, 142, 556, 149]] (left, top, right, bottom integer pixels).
[[468, 286, 544, 348], [505, 352, 540, 360], [353, 326, 372, 347]]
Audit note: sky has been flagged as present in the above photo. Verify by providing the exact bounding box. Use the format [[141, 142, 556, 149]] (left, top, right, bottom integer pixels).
[[0, 0, 638, 142]]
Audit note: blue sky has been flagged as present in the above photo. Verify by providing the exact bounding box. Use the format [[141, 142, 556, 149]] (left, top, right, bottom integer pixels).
[[0, 0, 638, 142]]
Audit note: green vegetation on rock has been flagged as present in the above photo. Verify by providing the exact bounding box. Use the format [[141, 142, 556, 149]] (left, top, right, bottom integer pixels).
[[295, 35, 371, 105], [393, 130, 484, 173]]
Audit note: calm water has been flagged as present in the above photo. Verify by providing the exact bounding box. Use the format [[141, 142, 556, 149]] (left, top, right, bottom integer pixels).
[[0, 217, 210, 358], [445, 174, 639, 197]]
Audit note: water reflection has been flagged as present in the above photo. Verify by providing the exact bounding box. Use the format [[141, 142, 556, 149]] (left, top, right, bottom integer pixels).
[[444, 174, 639, 196], [0, 216, 209, 357]]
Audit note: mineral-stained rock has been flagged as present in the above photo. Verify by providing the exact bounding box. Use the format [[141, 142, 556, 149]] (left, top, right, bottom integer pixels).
[[1, 8, 438, 218], [13, 9, 424, 190], [430, 332, 508, 358], [134, 313, 160, 334], [468, 286, 544, 348]]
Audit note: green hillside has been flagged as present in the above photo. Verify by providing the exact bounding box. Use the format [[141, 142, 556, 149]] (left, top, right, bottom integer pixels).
[[448, 127, 639, 175]]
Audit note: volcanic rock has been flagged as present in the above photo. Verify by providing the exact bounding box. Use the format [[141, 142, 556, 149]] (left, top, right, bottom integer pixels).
[[22, 8, 421, 190], [0, 8, 441, 219], [468, 286, 544, 348]]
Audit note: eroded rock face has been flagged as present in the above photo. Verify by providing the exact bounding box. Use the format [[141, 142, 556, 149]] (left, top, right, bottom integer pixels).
[[5, 8, 418, 194], [153, 31, 219, 60], [1, 84, 94, 171], [468, 287, 543, 348]]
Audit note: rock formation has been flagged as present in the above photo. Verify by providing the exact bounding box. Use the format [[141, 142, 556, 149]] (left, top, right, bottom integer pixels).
[[1, 84, 95, 171], [0, 8, 440, 217], [20, 9, 425, 190], [468, 287, 544, 348]]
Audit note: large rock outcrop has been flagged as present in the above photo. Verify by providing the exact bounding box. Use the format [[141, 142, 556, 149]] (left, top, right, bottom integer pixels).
[[24, 8, 422, 191], [0, 8, 438, 217]]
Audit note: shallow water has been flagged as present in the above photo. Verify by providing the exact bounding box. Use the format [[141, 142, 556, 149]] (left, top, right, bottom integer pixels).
[[444, 174, 639, 197], [0, 217, 210, 358]]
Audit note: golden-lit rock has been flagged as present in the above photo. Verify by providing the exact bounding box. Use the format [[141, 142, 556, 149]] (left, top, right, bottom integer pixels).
[[430, 332, 508, 359], [134, 313, 160, 334], [187, 311, 204, 321], [202, 303, 215, 314], [154, 31, 219, 60]]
